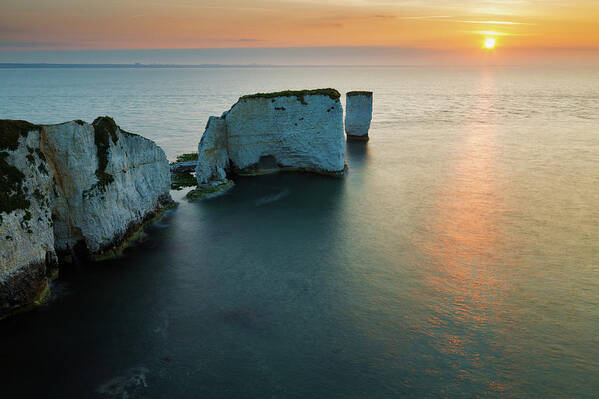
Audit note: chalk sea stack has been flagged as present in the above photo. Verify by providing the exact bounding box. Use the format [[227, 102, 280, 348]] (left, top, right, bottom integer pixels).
[[193, 89, 346, 197], [0, 117, 173, 318], [345, 91, 373, 141]]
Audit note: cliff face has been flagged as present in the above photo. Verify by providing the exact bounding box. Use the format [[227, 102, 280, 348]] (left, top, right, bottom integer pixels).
[[196, 116, 229, 187], [0, 117, 172, 318], [42, 118, 172, 257], [0, 121, 57, 317], [345, 91, 373, 141], [195, 89, 346, 189]]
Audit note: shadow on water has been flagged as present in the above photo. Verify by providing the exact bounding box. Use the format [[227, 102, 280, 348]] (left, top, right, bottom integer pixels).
[[1, 171, 387, 399], [345, 140, 370, 172], [346, 140, 369, 162]]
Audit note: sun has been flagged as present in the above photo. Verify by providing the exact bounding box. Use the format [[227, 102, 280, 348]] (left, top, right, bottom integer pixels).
[[484, 37, 496, 49]]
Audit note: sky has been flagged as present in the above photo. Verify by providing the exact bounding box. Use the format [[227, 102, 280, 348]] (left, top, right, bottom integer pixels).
[[1, 0, 598, 65]]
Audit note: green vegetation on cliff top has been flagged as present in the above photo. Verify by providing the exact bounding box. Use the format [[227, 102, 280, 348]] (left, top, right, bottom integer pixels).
[[0, 120, 40, 151], [0, 152, 30, 218], [91, 117, 118, 192], [84, 116, 140, 197], [347, 91, 373, 97], [173, 152, 198, 163], [240, 89, 341, 104], [0, 120, 40, 219]]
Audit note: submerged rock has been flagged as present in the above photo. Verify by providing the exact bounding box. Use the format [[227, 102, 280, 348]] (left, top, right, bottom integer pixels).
[[195, 89, 346, 192], [0, 117, 173, 318], [345, 91, 373, 141], [186, 179, 235, 201]]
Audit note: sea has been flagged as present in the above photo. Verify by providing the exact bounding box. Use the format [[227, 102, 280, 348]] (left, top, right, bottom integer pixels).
[[0, 66, 598, 398]]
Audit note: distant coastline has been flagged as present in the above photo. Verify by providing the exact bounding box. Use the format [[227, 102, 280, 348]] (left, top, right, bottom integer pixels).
[[0, 63, 281, 69], [0, 63, 438, 69], [0, 63, 514, 69]]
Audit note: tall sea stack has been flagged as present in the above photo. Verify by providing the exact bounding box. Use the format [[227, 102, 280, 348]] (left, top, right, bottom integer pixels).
[[345, 91, 373, 141], [194, 89, 346, 196]]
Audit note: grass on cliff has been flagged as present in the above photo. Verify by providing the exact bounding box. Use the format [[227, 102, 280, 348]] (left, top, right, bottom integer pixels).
[[0, 120, 40, 220], [347, 91, 373, 97], [172, 152, 198, 164], [0, 120, 40, 151], [239, 89, 341, 105], [83, 116, 141, 198], [0, 152, 30, 220], [90, 117, 118, 193]]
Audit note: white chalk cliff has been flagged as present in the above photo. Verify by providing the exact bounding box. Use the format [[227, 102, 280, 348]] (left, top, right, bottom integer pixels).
[[0, 117, 172, 318], [196, 116, 230, 187], [43, 118, 172, 256], [196, 89, 346, 190], [345, 91, 373, 141], [0, 121, 57, 316]]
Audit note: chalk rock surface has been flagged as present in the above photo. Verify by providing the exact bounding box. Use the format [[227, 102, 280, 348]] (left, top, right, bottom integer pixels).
[[345, 91, 373, 141], [196, 116, 230, 187], [195, 89, 346, 189], [43, 118, 172, 256], [0, 121, 57, 317], [0, 117, 172, 318]]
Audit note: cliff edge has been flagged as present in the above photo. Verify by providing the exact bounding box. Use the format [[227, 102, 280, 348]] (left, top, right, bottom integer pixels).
[[0, 117, 173, 318]]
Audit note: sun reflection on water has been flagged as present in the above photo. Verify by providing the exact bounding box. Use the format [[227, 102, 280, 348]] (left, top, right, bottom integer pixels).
[[413, 69, 517, 393]]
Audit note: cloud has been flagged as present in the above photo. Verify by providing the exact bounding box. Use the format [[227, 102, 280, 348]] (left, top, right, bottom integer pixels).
[[202, 38, 264, 43], [473, 30, 510, 36], [397, 15, 453, 20], [326, 14, 397, 21], [395, 16, 528, 25], [300, 13, 396, 28], [458, 20, 529, 25]]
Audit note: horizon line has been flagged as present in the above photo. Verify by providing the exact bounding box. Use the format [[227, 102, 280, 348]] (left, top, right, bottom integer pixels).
[[2, 45, 599, 52], [2, 63, 597, 69]]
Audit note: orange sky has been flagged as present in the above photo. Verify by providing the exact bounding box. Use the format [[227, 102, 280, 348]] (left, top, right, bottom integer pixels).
[[1, 1, 598, 63]]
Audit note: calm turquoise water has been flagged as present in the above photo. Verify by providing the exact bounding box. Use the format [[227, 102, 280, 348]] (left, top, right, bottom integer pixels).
[[1, 67, 598, 398]]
